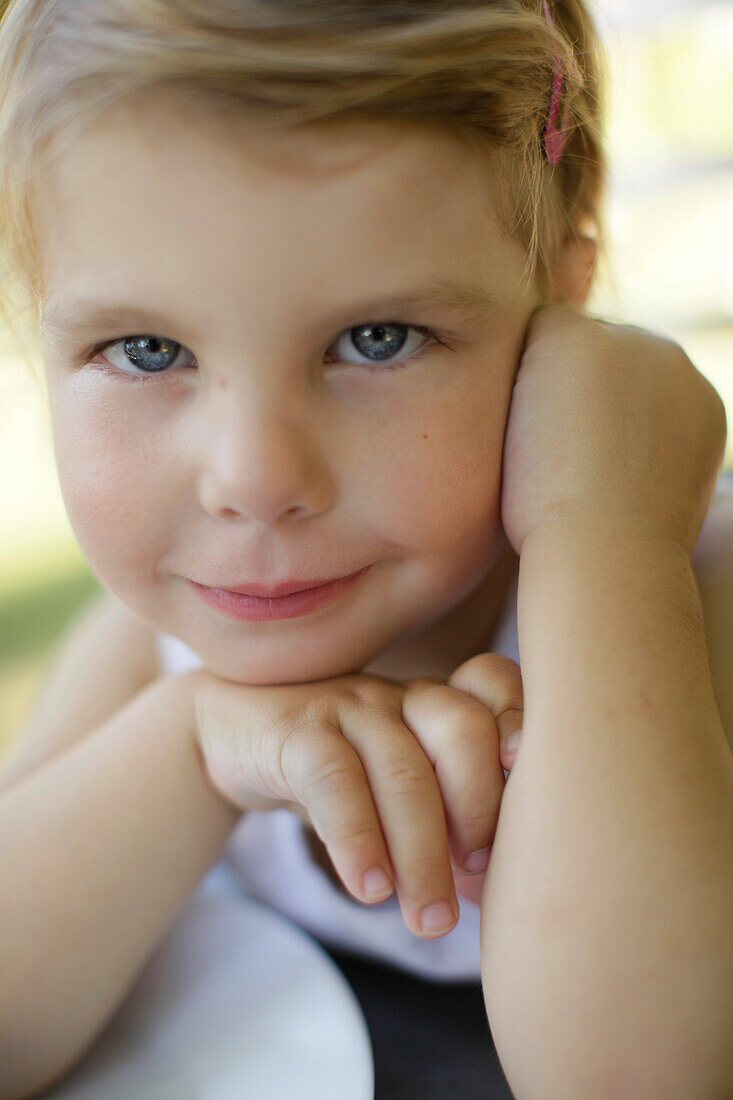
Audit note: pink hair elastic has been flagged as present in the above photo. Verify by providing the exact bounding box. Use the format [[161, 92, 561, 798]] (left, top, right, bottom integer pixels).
[[541, 0, 570, 165]]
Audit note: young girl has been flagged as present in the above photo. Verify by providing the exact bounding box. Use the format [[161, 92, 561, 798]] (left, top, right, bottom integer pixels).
[[1, 1, 732, 1097]]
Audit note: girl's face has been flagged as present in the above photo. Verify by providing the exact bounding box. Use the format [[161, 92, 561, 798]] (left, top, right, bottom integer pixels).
[[37, 97, 539, 684]]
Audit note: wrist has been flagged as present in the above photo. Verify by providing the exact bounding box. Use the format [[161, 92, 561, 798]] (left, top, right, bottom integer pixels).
[[157, 670, 245, 828]]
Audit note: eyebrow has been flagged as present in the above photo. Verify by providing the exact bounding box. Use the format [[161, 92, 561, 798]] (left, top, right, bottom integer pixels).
[[41, 277, 502, 346]]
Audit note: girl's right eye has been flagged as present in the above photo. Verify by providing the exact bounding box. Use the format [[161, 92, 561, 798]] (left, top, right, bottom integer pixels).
[[89, 335, 193, 374]]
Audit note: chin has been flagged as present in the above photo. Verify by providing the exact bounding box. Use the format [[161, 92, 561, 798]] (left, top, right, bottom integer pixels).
[[193, 642, 368, 687]]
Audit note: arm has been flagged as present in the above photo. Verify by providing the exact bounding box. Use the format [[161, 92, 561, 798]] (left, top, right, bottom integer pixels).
[[0, 673, 241, 1100], [0, 589, 158, 797], [479, 515, 733, 1100]]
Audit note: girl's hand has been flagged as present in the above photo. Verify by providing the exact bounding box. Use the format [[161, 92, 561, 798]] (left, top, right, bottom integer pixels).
[[185, 653, 523, 936], [501, 305, 728, 556]]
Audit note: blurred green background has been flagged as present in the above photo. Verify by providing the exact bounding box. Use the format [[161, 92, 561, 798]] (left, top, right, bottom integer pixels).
[[2, 0, 733, 763]]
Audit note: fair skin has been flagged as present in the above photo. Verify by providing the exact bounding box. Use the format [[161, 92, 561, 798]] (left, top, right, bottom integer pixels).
[[15, 93, 733, 1094], [32, 97, 600, 917], [36, 95, 544, 692]]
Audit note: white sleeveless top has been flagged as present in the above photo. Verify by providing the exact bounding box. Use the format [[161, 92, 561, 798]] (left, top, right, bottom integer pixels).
[[155, 469, 733, 983]]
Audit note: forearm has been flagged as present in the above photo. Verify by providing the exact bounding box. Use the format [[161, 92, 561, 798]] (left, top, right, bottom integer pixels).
[[480, 511, 733, 1100], [0, 673, 242, 1100]]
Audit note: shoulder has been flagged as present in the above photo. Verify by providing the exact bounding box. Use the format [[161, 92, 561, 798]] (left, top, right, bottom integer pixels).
[[62, 587, 159, 684], [690, 482, 733, 755]]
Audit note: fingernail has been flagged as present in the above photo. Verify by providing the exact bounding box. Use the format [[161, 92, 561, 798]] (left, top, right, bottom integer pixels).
[[462, 846, 491, 874], [420, 901, 457, 935], [505, 728, 522, 752], [362, 866, 393, 899]]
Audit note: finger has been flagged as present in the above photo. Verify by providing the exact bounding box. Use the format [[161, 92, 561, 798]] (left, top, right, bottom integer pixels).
[[280, 722, 395, 905], [340, 709, 459, 939], [447, 653, 524, 769], [401, 681, 504, 876]]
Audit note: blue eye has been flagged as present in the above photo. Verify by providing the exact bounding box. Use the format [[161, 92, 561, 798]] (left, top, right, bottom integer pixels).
[[328, 323, 436, 369], [87, 322, 440, 377], [91, 335, 192, 375]]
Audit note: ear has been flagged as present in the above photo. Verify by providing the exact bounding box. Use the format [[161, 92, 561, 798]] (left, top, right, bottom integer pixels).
[[548, 235, 597, 307]]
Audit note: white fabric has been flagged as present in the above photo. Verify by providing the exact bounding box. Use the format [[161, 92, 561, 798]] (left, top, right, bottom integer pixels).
[[155, 468, 733, 983], [47, 867, 373, 1099]]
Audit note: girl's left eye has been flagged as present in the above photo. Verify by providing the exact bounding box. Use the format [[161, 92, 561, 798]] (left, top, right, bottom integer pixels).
[[326, 323, 439, 369], [86, 322, 442, 377]]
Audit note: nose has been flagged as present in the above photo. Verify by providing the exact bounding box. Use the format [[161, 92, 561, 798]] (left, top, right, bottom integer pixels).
[[197, 388, 335, 524]]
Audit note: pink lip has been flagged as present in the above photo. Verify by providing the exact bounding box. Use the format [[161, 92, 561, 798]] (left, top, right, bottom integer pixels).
[[202, 572, 364, 599], [189, 565, 372, 621]]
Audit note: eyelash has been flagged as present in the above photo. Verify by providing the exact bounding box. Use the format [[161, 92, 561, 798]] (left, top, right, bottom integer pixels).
[[80, 323, 449, 379]]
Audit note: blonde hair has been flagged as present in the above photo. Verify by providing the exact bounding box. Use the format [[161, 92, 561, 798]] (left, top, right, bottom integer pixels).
[[0, 0, 607, 363]]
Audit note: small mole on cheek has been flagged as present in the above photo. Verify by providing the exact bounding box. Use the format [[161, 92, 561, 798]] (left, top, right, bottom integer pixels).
[[422, 434, 428, 439]]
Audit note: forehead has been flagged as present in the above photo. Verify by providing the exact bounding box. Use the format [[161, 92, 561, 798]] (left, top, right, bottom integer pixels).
[[35, 95, 524, 322]]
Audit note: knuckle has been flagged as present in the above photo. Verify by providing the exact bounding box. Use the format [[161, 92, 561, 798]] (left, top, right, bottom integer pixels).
[[407, 850, 450, 881], [440, 726, 490, 761], [459, 806, 500, 835], [333, 671, 375, 694], [444, 700, 496, 736], [298, 691, 352, 729], [426, 717, 489, 762], [406, 680, 482, 724], [449, 651, 521, 686], [406, 676, 446, 693], [384, 759, 434, 795], [301, 756, 364, 803], [482, 652, 522, 681], [495, 703, 524, 725], [327, 820, 379, 850], [268, 720, 304, 793], [447, 653, 524, 718], [358, 692, 404, 724], [279, 717, 334, 771], [343, 674, 403, 713]]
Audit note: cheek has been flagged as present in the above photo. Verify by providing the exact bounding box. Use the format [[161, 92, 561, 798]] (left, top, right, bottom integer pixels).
[[49, 382, 170, 584], [374, 389, 507, 550]]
